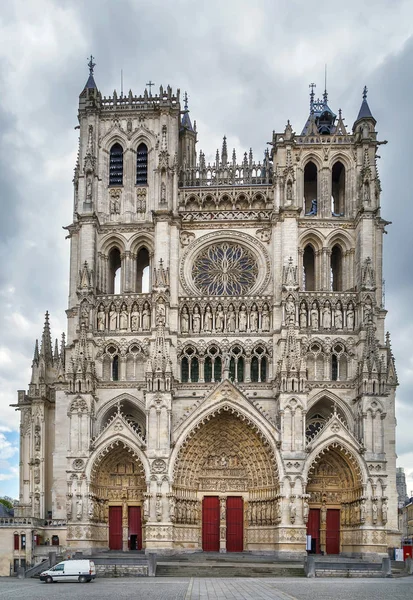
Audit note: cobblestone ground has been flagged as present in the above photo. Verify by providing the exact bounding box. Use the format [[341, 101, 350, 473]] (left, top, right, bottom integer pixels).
[[0, 577, 412, 600]]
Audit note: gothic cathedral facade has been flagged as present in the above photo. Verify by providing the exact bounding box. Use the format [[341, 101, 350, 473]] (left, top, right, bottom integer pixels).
[[1, 63, 400, 573]]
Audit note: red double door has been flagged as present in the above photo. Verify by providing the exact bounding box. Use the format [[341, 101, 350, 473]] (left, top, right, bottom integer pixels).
[[307, 508, 340, 555], [108, 506, 142, 550], [202, 496, 243, 552]]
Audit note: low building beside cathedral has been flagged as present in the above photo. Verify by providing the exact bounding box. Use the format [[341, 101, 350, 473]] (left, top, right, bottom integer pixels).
[[0, 61, 400, 574]]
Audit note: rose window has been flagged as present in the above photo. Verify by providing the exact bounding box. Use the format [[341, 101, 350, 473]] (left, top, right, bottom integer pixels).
[[192, 242, 258, 296]]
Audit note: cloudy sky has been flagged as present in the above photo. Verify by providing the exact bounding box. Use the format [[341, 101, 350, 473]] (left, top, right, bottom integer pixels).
[[0, 0, 413, 500]]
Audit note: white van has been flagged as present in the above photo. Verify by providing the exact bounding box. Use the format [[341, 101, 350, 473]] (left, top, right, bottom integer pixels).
[[40, 559, 96, 583]]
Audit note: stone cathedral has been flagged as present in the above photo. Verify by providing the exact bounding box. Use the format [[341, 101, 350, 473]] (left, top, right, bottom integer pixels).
[[0, 60, 401, 573]]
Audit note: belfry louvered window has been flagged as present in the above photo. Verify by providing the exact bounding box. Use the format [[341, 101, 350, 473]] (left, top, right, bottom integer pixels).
[[109, 143, 123, 185], [136, 143, 148, 185]]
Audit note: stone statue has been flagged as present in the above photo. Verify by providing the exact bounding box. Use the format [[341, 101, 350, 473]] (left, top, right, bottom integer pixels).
[[88, 498, 94, 519], [86, 177, 92, 201], [299, 302, 307, 328], [215, 304, 224, 332], [34, 425, 41, 451], [97, 305, 105, 331], [227, 304, 236, 332], [310, 302, 319, 329], [261, 304, 270, 332], [285, 295, 295, 323], [320, 502, 327, 524], [156, 301, 166, 326], [119, 303, 128, 330], [303, 499, 309, 523], [203, 305, 213, 332], [323, 301, 332, 329], [66, 497, 72, 520], [142, 302, 151, 330], [250, 304, 258, 332], [360, 499, 366, 522], [289, 498, 296, 523], [334, 302, 343, 329], [305, 198, 317, 216], [223, 352, 231, 380], [192, 306, 201, 334], [143, 496, 150, 521], [381, 499, 388, 523], [76, 497, 83, 520], [286, 180, 293, 201], [346, 302, 354, 330], [220, 497, 226, 520], [156, 496, 162, 522], [239, 304, 247, 332], [364, 298, 373, 324], [372, 500, 378, 524], [180, 306, 189, 333], [34, 496, 40, 518], [131, 304, 140, 331], [169, 496, 176, 521], [109, 304, 117, 330]]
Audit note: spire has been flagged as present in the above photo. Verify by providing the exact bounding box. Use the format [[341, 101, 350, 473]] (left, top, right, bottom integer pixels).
[[54, 339, 59, 363], [33, 339, 39, 364], [40, 311, 53, 362], [221, 136, 228, 166], [84, 55, 97, 90], [356, 86, 376, 122], [180, 91, 194, 132]]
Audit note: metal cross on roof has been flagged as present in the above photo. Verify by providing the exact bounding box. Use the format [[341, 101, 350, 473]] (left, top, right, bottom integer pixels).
[[88, 55, 96, 75], [363, 85, 368, 100], [146, 80, 155, 96], [184, 91, 189, 111], [309, 82, 316, 110]]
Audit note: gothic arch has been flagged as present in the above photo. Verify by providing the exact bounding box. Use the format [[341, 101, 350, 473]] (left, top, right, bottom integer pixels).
[[100, 233, 127, 255], [303, 438, 367, 486], [129, 232, 154, 255], [324, 229, 353, 253], [299, 230, 324, 253], [129, 128, 157, 149], [301, 153, 323, 171], [307, 390, 354, 430], [170, 382, 283, 481], [171, 408, 279, 495], [328, 152, 353, 172], [86, 435, 150, 483], [100, 128, 129, 152], [95, 392, 145, 431]]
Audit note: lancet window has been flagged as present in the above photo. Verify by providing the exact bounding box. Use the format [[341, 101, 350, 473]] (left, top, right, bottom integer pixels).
[[109, 143, 124, 186], [228, 346, 245, 383], [136, 143, 148, 185], [303, 244, 316, 290], [251, 345, 268, 382], [304, 161, 317, 214], [181, 346, 199, 383], [136, 247, 150, 293], [331, 343, 348, 381], [330, 244, 343, 291], [331, 161, 345, 215], [103, 345, 120, 381], [108, 247, 122, 294], [204, 346, 222, 383]]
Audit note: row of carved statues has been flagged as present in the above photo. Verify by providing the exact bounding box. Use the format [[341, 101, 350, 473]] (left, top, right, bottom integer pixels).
[[285, 296, 372, 330], [97, 301, 152, 331], [180, 303, 271, 334]]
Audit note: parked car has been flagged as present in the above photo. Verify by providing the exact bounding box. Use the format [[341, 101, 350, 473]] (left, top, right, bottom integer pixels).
[[40, 559, 96, 583]]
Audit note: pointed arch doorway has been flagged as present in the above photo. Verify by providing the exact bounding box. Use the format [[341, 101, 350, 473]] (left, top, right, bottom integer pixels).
[[306, 443, 363, 555], [90, 443, 146, 551], [173, 408, 279, 552]]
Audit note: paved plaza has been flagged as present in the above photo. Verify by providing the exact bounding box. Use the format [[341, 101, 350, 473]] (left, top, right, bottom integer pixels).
[[0, 577, 412, 600]]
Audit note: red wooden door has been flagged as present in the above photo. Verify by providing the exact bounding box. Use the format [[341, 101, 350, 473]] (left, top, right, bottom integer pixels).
[[307, 508, 320, 554], [326, 509, 340, 554], [226, 497, 243, 552], [202, 496, 220, 551], [128, 506, 142, 550], [109, 506, 123, 550]]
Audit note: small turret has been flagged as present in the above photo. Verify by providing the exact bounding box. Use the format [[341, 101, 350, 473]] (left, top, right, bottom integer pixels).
[[179, 92, 197, 168], [353, 86, 377, 139]]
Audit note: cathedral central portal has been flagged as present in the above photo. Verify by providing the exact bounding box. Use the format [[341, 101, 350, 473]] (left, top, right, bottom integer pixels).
[[173, 410, 280, 552]]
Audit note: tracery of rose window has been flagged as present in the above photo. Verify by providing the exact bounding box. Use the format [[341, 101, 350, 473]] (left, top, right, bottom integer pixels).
[[191, 242, 258, 296]]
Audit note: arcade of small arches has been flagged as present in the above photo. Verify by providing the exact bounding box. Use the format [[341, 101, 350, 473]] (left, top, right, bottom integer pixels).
[[300, 238, 354, 292], [180, 300, 271, 335], [181, 191, 268, 212], [102, 245, 151, 295], [98, 341, 149, 382], [179, 343, 270, 384]]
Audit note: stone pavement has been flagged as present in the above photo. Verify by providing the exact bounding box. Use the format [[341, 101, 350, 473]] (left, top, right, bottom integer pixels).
[[0, 577, 412, 600]]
